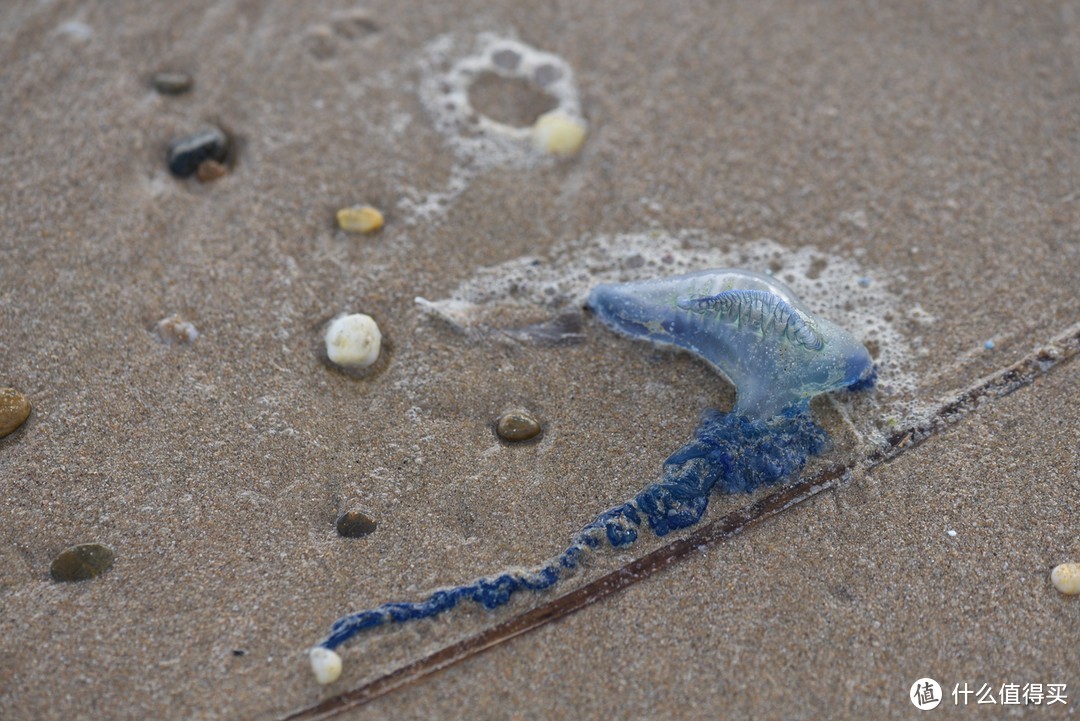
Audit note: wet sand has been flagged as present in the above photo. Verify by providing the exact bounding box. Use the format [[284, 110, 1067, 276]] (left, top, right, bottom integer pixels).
[[0, 1, 1077, 719]]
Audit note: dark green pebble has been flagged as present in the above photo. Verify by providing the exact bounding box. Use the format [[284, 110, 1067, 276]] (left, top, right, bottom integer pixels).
[[152, 72, 193, 95], [336, 511, 377, 538], [49, 543, 115, 583], [496, 409, 542, 442], [167, 125, 228, 178]]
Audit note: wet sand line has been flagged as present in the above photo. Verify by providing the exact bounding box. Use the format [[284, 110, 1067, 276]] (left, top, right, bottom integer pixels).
[[283, 322, 1080, 721]]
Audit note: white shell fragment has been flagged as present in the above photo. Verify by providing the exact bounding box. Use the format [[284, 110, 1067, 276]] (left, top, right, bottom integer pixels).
[[155, 314, 199, 344], [308, 647, 342, 685], [325, 313, 382, 368], [1050, 563, 1080, 595]]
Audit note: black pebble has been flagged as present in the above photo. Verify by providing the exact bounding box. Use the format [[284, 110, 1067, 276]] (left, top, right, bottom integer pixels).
[[336, 510, 378, 538], [167, 126, 228, 178]]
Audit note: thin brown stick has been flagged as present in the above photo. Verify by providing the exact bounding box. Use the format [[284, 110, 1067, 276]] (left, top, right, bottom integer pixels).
[[283, 324, 1079, 721]]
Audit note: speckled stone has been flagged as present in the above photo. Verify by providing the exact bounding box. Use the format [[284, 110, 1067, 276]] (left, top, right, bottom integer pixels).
[[336, 511, 378, 538], [1051, 563, 1080, 595], [49, 543, 115, 583], [152, 71, 193, 95], [0, 388, 31, 438], [167, 125, 228, 178], [496, 409, 542, 442]]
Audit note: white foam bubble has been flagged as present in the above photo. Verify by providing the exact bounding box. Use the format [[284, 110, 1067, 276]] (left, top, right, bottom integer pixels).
[[415, 230, 931, 438], [418, 32, 584, 166], [402, 33, 586, 225]]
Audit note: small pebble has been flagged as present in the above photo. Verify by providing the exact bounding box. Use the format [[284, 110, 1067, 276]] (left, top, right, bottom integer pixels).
[[156, 314, 199, 344], [49, 543, 115, 583], [336, 511, 378, 538], [946, 529, 957, 537], [336, 205, 384, 234], [984, 340, 995, 350], [496, 409, 542, 442], [531, 110, 586, 156], [0, 388, 31, 438], [309, 647, 342, 685], [1051, 563, 1080, 595], [196, 159, 227, 183], [152, 71, 193, 95], [325, 313, 382, 368], [857, 277, 872, 288], [167, 125, 229, 178]]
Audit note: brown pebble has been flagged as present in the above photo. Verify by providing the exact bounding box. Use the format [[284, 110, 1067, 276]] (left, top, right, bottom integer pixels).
[[336, 511, 378, 538], [196, 159, 228, 182], [496, 409, 542, 442], [0, 388, 31, 438], [49, 543, 115, 583], [152, 71, 193, 95]]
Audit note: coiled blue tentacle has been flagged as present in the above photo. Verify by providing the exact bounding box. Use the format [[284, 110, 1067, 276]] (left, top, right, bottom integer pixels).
[[319, 407, 828, 651]]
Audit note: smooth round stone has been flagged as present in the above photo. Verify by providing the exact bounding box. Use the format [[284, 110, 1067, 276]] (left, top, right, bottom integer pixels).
[[167, 125, 229, 178], [531, 110, 586, 156], [309, 647, 342, 685], [49, 543, 115, 583], [325, 313, 382, 368], [496, 410, 542, 442], [336, 511, 377, 538], [152, 71, 193, 95], [1051, 563, 1080, 595], [0, 388, 31, 438]]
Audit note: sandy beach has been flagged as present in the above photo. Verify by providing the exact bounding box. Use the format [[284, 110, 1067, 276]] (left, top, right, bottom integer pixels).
[[1, 1, 1077, 719]]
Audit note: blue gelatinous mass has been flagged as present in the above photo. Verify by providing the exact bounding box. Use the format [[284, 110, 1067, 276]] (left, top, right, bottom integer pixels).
[[587, 269, 874, 419], [318, 408, 827, 652], [312, 269, 876, 658]]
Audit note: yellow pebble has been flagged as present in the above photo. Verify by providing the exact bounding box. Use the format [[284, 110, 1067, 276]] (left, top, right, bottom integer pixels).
[[1050, 563, 1080, 595], [531, 111, 587, 157], [336, 205, 384, 233]]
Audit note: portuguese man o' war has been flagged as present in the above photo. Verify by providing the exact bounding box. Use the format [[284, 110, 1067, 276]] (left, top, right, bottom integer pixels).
[[588, 269, 876, 419], [309, 268, 875, 684]]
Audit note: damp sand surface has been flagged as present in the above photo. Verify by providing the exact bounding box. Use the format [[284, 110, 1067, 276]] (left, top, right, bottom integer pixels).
[[1, 1, 1078, 720]]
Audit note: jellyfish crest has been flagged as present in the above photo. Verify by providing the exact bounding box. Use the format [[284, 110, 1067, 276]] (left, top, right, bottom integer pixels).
[[587, 269, 874, 419]]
